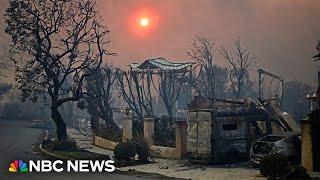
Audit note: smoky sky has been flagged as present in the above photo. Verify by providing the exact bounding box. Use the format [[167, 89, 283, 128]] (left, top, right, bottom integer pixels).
[[1, 0, 320, 85]]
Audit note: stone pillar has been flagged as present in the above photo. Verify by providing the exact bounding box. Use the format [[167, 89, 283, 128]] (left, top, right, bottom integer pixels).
[[301, 118, 313, 171], [122, 115, 133, 142], [144, 117, 155, 144], [175, 120, 188, 159]]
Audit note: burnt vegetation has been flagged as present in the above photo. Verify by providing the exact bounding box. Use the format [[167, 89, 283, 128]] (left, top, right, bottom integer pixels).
[[5, 0, 113, 141], [80, 65, 119, 133]]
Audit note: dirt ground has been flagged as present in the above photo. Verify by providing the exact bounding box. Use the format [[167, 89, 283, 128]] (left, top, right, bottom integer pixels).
[[120, 158, 265, 180]]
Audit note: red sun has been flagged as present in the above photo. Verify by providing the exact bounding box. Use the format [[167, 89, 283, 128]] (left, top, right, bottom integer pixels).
[[128, 7, 159, 37], [139, 17, 150, 27]]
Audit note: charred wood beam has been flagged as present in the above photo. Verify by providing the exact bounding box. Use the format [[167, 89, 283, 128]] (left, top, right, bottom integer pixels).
[[208, 98, 245, 104], [258, 68, 284, 105]]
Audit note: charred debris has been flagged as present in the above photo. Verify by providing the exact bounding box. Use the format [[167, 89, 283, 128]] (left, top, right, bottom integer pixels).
[[186, 95, 300, 164]]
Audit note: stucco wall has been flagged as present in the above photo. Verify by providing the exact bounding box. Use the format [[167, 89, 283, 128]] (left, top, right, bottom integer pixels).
[[150, 145, 180, 159], [93, 116, 187, 160], [94, 135, 118, 150]]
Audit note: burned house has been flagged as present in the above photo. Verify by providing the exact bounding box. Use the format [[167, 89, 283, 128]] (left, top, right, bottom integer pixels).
[[186, 96, 299, 163]]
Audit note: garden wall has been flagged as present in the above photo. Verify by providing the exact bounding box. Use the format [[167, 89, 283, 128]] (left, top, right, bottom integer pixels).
[[93, 115, 187, 160], [144, 117, 187, 159], [93, 135, 118, 150]]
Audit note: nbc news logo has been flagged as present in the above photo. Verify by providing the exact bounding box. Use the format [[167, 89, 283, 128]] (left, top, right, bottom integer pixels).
[[9, 159, 115, 173], [9, 160, 28, 173]]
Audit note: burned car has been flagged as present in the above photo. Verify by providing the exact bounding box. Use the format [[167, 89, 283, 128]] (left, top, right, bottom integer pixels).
[[250, 133, 301, 165]]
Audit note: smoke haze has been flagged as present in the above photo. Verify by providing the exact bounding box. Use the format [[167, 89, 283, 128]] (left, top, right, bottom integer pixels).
[[1, 0, 319, 84]]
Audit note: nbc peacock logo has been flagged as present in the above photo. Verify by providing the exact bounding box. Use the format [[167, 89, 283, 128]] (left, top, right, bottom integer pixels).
[[9, 160, 28, 173]]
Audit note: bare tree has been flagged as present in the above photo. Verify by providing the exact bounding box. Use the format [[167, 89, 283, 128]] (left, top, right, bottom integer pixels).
[[187, 36, 217, 98], [80, 64, 119, 133], [117, 71, 151, 122], [5, 0, 112, 141], [220, 38, 256, 99], [152, 71, 187, 118], [211, 66, 229, 98]]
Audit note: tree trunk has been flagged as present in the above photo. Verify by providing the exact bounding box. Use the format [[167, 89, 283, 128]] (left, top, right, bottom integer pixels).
[[167, 105, 174, 119], [90, 113, 99, 134], [104, 118, 120, 133], [236, 82, 242, 99], [51, 107, 68, 141]]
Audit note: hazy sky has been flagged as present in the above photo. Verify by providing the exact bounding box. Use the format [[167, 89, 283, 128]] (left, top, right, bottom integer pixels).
[[1, 0, 320, 85]]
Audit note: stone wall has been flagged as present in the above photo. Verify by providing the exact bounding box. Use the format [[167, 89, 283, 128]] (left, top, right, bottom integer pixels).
[[186, 111, 212, 159]]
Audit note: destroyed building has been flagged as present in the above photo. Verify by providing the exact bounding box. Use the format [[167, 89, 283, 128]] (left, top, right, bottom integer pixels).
[[186, 96, 300, 163]]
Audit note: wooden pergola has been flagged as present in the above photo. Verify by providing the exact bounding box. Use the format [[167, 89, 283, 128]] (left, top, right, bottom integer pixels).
[[127, 57, 195, 117], [128, 57, 194, 74]]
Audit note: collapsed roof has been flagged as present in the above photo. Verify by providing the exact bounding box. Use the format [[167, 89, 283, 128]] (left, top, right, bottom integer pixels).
[[188, 96, 301, 133], [128, 57, 194, 71]]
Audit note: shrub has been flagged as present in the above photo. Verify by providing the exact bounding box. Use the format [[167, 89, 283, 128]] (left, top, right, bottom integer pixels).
[[42, 140, 54, 151], [134, 135, 150, 162], [53, 140, 78, 151], [260, 153, 291, 179], [114, 142, 137, 161]]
